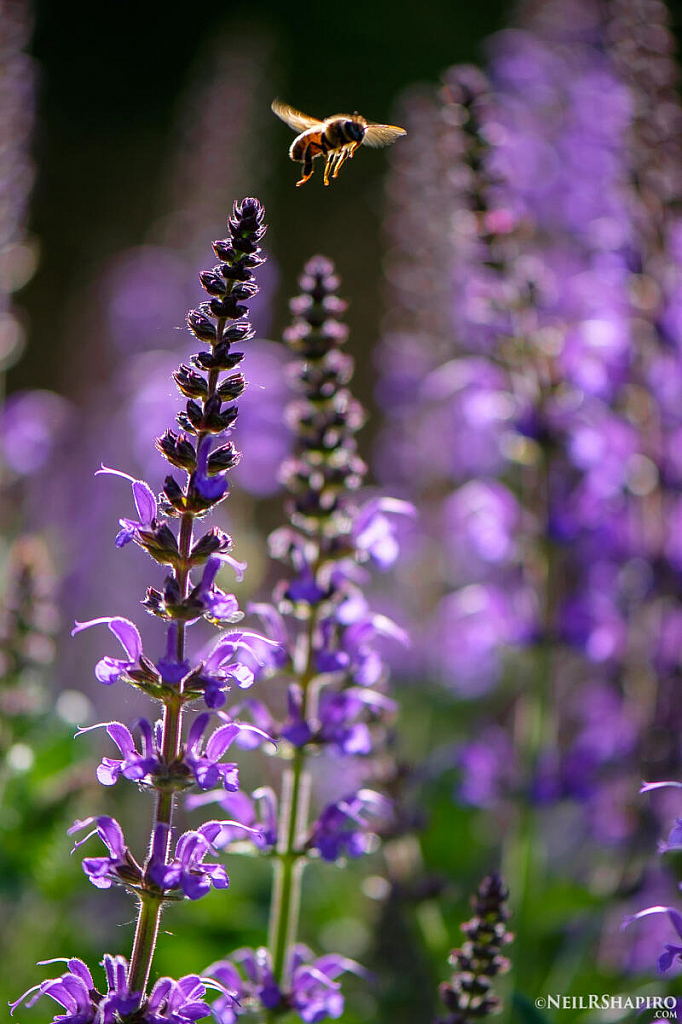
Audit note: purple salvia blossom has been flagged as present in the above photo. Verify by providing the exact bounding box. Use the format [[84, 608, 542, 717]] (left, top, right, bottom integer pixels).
[[76, 717, 163, 787], [305, 789, 392, 862], [71, 616, 143, 686], [623, 906, 682, 974], [188, 787, 279, 851], [375, 12, 648, 871], [207, 947, 364, 1024]]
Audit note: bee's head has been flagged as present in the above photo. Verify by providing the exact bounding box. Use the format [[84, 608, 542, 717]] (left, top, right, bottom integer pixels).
[[344, 119, 365, 142]]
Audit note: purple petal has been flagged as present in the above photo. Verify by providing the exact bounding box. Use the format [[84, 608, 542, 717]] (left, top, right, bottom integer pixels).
[[96, 759, 123, 786], [132, 479, 157, 525], [106, 722, 136, 757], [97, 816, 127, 858], [187, 712, 211, 753], [205, 723, 241, 760], [108, 618, 143, 661], [640, 780, 682, 793]]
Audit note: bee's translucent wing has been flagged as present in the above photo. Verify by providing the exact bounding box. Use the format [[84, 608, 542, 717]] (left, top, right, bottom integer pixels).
[[271, 99, 322, 133], [362, 123, 408, 148]]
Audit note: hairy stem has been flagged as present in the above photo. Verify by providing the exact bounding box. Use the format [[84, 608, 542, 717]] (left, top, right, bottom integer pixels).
[[127, 895, 164, 996]]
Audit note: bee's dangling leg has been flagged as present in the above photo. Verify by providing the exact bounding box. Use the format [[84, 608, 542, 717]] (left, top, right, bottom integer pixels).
[[296, 147, 315, 187], [332, 147, 351, 179], [348, 141, 361, 159], [323, 152, 338, 186]]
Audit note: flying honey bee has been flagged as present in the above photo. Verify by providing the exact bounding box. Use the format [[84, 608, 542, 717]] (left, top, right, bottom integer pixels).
[[271, 99, 407, 187]]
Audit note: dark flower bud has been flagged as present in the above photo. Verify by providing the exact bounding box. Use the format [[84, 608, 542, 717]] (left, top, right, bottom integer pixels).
[[173, 365, 208, 399], [143, 587, 165, 617], [191, 347, 244, 372], [178, 400, 204, 432], [219, 261, 252, 282], [176, 411, 197, 434], [212, 240, 235, 261], [137, 523, 181, 567], [217, 374, 247, 401], [199, 269, 227, 296], [239, 252, 266, 269], [189, 527, 233, 565], [186, 309, 217, 343], [209, 295, 248, 319], [224, 322, 255, 343], [203, 398, 238, 434], [163, 474, 186, 513], [231, 280, 259, 301], [162, 574, 182, 606], [155, 430, 197, 472], [207, 442, 241, 472]]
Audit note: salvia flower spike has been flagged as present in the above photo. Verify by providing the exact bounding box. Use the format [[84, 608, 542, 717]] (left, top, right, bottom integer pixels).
[[12, 199, 276, 1020], [436, 873, 513, 1024], [197, 255, 413, 1022]]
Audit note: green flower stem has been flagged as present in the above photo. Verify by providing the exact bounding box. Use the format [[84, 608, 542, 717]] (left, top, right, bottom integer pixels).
[[268, 609, 319, 989], [127, 894, 165, 996]]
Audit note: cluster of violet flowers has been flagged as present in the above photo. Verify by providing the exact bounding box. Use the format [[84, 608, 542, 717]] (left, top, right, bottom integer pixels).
[[10, 213, 413, 1021], [195, 254, 414, 1022], [379, 20, 638, 835], [375, 0, 682, 978], [11, 198, 277, 1023]]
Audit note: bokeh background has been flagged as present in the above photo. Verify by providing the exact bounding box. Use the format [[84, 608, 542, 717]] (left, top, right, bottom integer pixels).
[[5, 0, 682, 1022]]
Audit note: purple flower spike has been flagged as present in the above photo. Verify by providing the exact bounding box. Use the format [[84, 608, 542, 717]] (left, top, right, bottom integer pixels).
[[67, 815, 139, 890], [307, 790, 392, 862], [71, 616, 143, 685], [96, 464, 157, 547], [76, 718, 161, 786]]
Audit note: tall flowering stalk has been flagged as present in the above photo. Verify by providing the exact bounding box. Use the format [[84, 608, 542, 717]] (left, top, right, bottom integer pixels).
[[10, 199, 278, 1021], [436, 874, 513, 1024], [200, 256, 413, 1022]]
